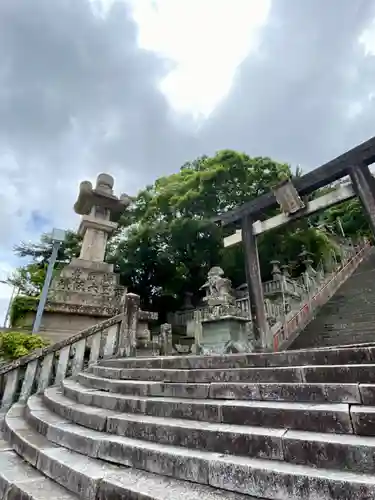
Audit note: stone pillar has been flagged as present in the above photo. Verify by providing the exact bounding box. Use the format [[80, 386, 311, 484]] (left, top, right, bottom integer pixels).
[[241, 214, 268, 350], [350, 164, 375, 236], [117, 293, 140, 357], [160, 323, 173, 356]]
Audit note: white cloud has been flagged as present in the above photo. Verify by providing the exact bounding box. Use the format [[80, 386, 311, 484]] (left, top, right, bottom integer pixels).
[[130, 0, 271, 117]]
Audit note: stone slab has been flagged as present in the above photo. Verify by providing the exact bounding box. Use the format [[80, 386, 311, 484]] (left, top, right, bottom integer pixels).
[[98, 468, 252, 499], [10, 394, 375, 500], [358, 384, 375, 404], [210, 382, 361, 403], [0, 450, 77, 499], [208, 454, 375, 499], [43, 389, 113, 432], [220, 401, 353, 434], [80, 372, 363, 404], [77, 372, 212, 399], [93, 363, 375, 385], [4, 412, 121, 500], [98, 345, 374, 370], [351, 406, 375, 436], [58, 381, 354, 433], [283, 429, 375, 473], [303, 364, 375, 384], [28, 395, 285, 460], [92, 365, 304, 383]]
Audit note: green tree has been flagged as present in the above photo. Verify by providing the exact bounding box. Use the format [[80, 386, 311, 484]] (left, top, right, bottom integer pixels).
[[7, 230, 81, 296]]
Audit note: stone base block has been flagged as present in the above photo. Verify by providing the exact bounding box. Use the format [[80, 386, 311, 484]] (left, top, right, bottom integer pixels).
[[199, 316, 252, 355], [14, 310, 112, 344]]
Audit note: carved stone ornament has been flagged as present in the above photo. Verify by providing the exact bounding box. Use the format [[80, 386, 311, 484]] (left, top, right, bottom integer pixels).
[[201, 266, 235, 306]]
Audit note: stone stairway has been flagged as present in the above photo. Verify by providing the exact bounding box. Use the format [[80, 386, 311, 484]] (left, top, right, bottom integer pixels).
[[290, 248, 375, 349], [4, 346, 375, 498]]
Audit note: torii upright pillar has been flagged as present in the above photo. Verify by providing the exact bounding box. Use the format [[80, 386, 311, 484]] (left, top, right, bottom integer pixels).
[[241, 214, 269, 350], [349, 164, 375, 237]]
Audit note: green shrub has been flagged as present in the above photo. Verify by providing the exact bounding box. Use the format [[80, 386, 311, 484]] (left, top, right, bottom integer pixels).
[[9, 295, 38, 327], [0, 331, 49, 360]]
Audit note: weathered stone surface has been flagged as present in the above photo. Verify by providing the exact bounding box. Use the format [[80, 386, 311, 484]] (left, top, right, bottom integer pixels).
[[220, 401, 353, 433], [97, 437, 210, 484], [106, 414, 284, 459], [5, 406, 59, 467], [101, 357, 163, 369], [149, 382, 211, 399], [208, 454, 375, 499], [98, 468, 251, 500], [78, 376, 363, 403], [0, 450, 41, 497], [0, 449, 77, 499], [43, 388, 112, 432], [7, 328, 375, 499], [303, 364, 375, 384], [36, 447, 120, 500], [57, 380, 354, 433], [98, 345, 373, 371], [351, 406, 375, 436], [209, 383, 261, 400], [258, 383, 361, 404], [359, 384, 375, 404], [283, 430, 375, 473], [92, 366, 304, 384], [6, 478, 78, 500], [27, 395, 284, 465]]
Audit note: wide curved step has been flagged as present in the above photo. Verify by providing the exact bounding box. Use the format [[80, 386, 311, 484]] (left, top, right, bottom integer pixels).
[[6, 403, 375, 500], [0, 436, 78, 499], [4, 404, 249, 500], [77, 371, 364, 404], [90, 362, 375, 384], [97, 345, 375, 370], [57, 379, 355, 434], [29, 392, 375, 474]]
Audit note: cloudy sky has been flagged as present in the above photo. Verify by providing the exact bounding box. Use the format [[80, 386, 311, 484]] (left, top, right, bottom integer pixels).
[[1, 0, 375, 322]]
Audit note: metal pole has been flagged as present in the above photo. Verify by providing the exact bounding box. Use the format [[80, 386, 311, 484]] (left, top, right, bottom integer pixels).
[[337, 217, 345, 238], [3, 285, 18, 328], [32, 240, 61, 334]]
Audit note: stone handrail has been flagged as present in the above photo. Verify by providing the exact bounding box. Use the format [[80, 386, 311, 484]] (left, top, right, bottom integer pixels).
[[0, 293, 141, 418], [272, 241, 371, 351]]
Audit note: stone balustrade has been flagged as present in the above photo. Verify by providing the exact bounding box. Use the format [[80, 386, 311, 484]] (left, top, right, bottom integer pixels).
[[0, 293, 170, 418], [167, 237, 370, 352]]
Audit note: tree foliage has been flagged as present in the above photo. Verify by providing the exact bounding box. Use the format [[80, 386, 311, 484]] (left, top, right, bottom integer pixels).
[[107, 151, 338, 316], [0, 331, 48, 360], [7, 230, 81, 296]]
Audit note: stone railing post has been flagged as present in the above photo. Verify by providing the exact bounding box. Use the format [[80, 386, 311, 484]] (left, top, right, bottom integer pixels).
[[159, 323, 173, 356], [117, 293, 140, 357]]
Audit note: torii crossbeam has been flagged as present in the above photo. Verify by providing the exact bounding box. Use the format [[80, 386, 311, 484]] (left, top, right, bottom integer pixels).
[[218, 136, 375, 350]]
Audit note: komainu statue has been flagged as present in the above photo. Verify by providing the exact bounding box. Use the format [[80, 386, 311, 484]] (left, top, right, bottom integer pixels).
[[201, 266, 235, 306]]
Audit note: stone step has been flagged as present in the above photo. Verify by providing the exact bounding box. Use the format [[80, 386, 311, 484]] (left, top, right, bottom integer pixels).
[[91, 362, 375, 384], [51, 382, 355, 434], [320, 326, 375, 334], [4, 405, 249, 500], [77, 372, 363, 404], [0, 445, 78, 499], [97, 345, 374, 370], [5, 404, 375, 500], [26, 394, 375, 474], [27, 395, 285, 461]]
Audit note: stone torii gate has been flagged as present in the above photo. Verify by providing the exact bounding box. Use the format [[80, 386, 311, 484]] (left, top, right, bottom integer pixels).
[[220, 136, 375, 350]]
